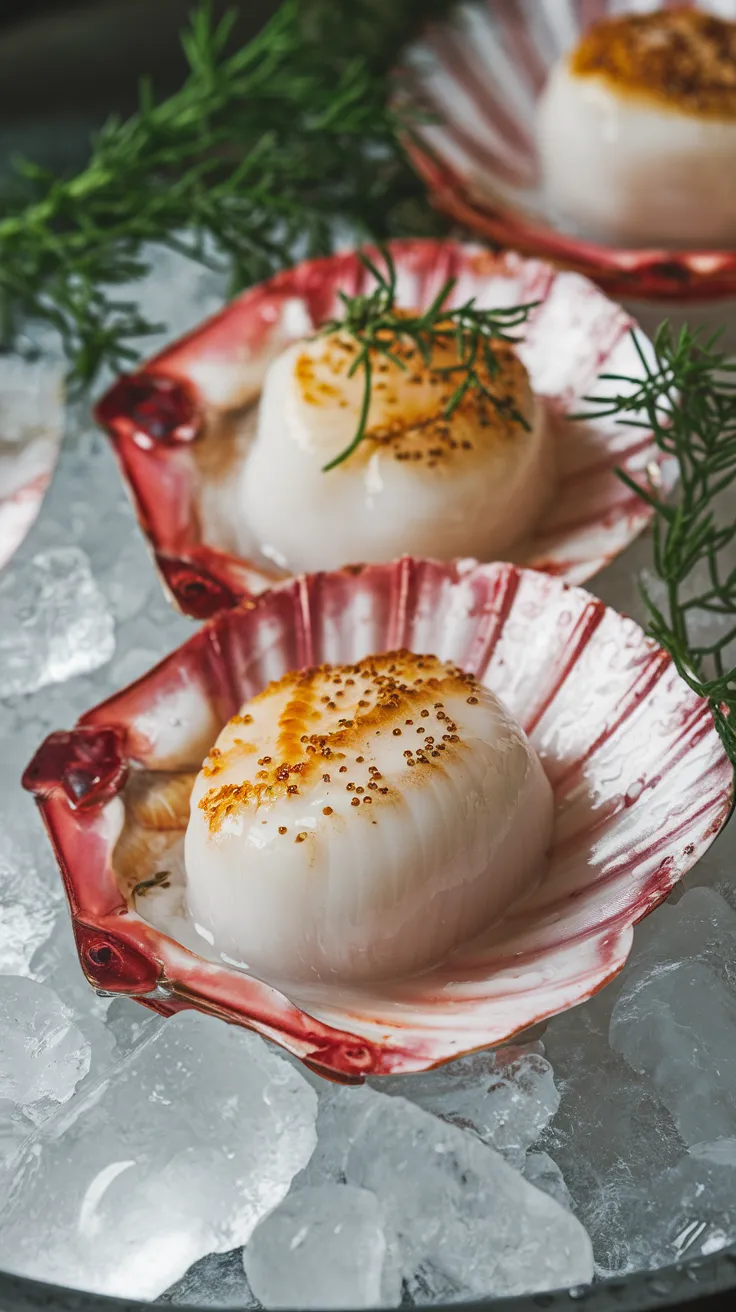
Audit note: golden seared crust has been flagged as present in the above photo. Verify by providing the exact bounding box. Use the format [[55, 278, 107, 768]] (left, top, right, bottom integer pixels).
[[570, 9, 736, 119], [198, 651, 483, 833], [295, 326, 532, 469]]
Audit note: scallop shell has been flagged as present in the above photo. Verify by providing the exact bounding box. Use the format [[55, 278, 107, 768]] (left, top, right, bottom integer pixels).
[[0, 359, 64, 571], [95, 239, 674, 619], [23, 558, 732, 1080], [399, 3, 736, 300]]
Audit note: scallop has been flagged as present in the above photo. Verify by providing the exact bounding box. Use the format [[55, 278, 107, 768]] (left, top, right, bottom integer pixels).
[[238, 326, 549, 573], [184, 651, 553, 984], [537, 8, 736, 248]]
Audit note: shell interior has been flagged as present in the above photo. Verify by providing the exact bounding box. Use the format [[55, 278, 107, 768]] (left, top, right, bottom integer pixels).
[[25, 559, 732, 1079], [95, 241, 674, 617], [399, 5, 736, 295]]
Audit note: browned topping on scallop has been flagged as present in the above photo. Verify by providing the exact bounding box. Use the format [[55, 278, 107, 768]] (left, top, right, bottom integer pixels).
[[293, 328, 531, 468], [198, 652, 483, 833], [571, 9, 736, 118]]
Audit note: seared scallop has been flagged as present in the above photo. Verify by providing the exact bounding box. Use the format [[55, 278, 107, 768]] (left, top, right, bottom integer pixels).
[[537, 8, 736, 248], [184, 652, 553, 984], [238, 325, 549, 573]]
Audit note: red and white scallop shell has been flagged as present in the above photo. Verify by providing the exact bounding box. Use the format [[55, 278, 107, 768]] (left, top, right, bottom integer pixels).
[[95, 239, 674, 619], [23, 558, 731, 1080], [0, 359, 64, 572], [398, 4, 736, 299]]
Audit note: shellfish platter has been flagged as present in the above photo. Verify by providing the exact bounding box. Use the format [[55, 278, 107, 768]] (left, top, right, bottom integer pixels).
[[3, 2, 736, 1310]]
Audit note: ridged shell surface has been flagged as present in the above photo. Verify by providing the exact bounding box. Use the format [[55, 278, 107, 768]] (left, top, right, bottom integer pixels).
[[95, 240, 673, 617], [23, 558, 732, 1079], [400, 3, 736, 299]]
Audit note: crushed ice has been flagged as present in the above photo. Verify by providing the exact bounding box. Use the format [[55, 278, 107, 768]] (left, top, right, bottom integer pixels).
[[0, 547, 115, 697], [0, 244, 736, 1306]]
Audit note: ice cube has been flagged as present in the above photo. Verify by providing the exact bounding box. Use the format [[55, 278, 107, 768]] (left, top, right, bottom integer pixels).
[[127, 244, 229, 359], [0, 546, 115, 697], [617, 1149, 736, 1270], [623, 886, 736, 982], [0, 1098, 32, 1171], [29, 914, 109, 1019], [104, 996, 164, 1058], [373, 1044, 558, 1168], [160, 1250, 260, 1308], [523, 1150, 573, 1210], [687, 819, 736, 918], [542, 1000, 684, 1276], [297, 1080, 380, 1189], [689, 1138, 736, 1168], [610, 889, 736, 1145], [331, 1085, 593, 1298], [0, 1012, 317, 1301], [0, 831, 61, 976], [0, 975, 90, 1121], [403, 1261, 470, 1306], [0, 713, 64, 978], [101, 530, 156, 625], [109, 644, 164, 688], [244, 1185, 393, 1310], [611, 958, 736, 1147], [29, 919, 120, 1086]]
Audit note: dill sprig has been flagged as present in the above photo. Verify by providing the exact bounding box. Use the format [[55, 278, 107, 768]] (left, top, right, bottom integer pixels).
[[320, 247, 538, 471], [578, 324, 736, 767], [0, 0, 454, 388]]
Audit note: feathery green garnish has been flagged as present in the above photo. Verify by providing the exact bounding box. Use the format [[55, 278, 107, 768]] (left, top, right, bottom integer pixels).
[[319, 246, 538, 471], [0, 0, 455, 388], [3, 0, 736, 778], [578, 324, 736, 766]]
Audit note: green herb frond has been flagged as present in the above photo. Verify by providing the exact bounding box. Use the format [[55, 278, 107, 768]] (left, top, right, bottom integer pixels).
[[578, 324, 736, 767], [320, 245, 537, 471], [0, 0, 456, 387]]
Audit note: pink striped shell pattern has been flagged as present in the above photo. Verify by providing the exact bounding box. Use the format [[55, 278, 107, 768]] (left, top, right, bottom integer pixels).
[[398, 1, 736, 299], [0, 361, 63, 572], [95, 239, 674, 619], [22, 558, 732, 1080]]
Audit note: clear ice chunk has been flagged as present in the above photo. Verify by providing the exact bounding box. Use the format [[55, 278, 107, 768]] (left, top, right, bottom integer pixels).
[[27, 917, 119, 1086], [616, 1149, 736, 1270], [0, 1012, 317, 1301], [298, 1079, 380, 1189], [104, 996, 165, 1059], [0, 546, 115, 697], [523, 1150, 573, 1210], [403, 1261, 469, 1306], [686, 817, 736, 919], [689, 1138, 736, 1167], [373, 1044, 558, 1168], [244, 1184, 393, 1310], [541, 1000, 684, 1276], [1, 221, 734, 1308], [309, 1084, 593, 1298], [0, 975, 90, 1121], [0, 705, 65, 977], [0, 1098, 32, 1171], [160, 1249, 260, 1308], [0, 830, 61, 976], [29, 912, 114, 1029], [127, 244, 231, 361], [610, 888, 736, 1145], [624, 885, 736, 981]]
